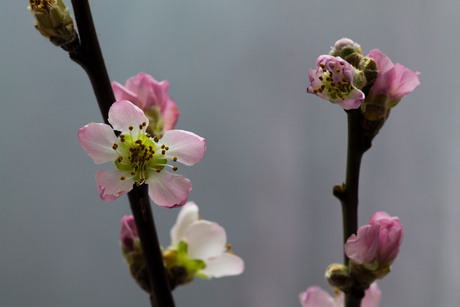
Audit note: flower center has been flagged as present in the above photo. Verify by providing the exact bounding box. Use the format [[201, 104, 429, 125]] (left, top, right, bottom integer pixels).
[[312, 61, 354, 101], [112, 122, 177, 186]]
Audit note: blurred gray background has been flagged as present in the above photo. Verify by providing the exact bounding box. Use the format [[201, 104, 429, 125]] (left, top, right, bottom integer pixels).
[[1, 0, 456, 306]]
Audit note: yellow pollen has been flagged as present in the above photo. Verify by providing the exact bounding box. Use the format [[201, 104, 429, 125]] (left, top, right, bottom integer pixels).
[[153, 136, 159, 142], [226, 243, 232, 250], [173, 157, 178, 162], [146, 133, 151, 138], [228, 251, 234, 255], [136, 182, 141, 187], [120, 176, 126, 180], [165, 146, 169, 150], [131, 171, 136, 175]]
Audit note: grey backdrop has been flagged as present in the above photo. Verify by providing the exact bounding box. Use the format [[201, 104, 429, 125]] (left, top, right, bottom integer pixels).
[[1, 0, 457, 306]]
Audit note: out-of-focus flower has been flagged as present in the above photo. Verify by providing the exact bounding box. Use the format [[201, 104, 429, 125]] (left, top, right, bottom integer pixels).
[[112, 73, 179, 137], [345, 212, 403, 278], [299, 282, 381, 307], [78, 100, 205, 208], [120, 215, 150, 292], [28, 0, 76, 46], [366, 49, 420, 109], [307, 55, 365, 110], [163, 202, 244, 288]]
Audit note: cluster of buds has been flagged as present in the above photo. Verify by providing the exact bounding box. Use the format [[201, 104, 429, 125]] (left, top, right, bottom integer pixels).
[[323, 211, 403, 300], [28, 0, 76, 47], [307, 38, 420, 140]]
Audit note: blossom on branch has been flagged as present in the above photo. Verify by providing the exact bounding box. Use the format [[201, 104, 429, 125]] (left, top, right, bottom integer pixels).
[[78, 100, 205, 208], [163, 202, 244, 287], [112, 72, 179, 137], [345, 211, 403, 279], [299, 282, 381, 307], [307, 55, 365, 110]]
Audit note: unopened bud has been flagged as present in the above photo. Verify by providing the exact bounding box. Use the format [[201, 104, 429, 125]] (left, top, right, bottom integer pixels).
[[28, 0, 76, 46], [330, 38, 362, 58], [325, 263, 353, 290]]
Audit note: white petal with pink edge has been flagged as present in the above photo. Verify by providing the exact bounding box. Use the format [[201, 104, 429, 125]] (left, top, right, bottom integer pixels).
[[96, 169, 133, 202], [161, 130, 206, 166], [108, 100, 149, 135], [78, 123, 119, 164], [185, 221, 226, 260], [146, 171, 191, 208], [170, 202, 199, 246], [201, 253, 244, 278]]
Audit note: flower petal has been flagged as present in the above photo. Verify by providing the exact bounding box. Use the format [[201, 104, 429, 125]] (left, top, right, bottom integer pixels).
[[78, 123, 119, 164], [344, 224, 380, 265], [108, 100, 149, 135], [361, 282, 382, 307], [124, 73, 169, 111], [184, 220, 226, 260], [95, 169, 133, 202], [170, 201, 199, 246], [146, 171, 192, 208], [112, 81, 139, 107], [160, 130, 206, 166], [299, 286, 336, 307], [200, 253, 244, 278], [163, 99, 180, 131], [368, 49, 394, 75]]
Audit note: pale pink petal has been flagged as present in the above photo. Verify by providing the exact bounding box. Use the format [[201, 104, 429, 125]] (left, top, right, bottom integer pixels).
[[170, 201, 199, 246], [95, 169, 133, 202], [163, 99, 180, 131], [344, 225, 380, 265], [184, 221, 226, 260], [146, 171, 191, 208], [385, 64, 420, 101], [369, 211, 392, 224], [108, 100, 149, 135], [299, 286, 336, 307], [112, 81, 140, 106], [78, 123, 119, 164], [201, 253, 244, 278], [160, 130, 206, 166], [361, 282, 382, 307]]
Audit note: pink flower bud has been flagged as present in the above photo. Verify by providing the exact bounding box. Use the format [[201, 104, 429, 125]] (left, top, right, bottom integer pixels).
[[299, 282, 381, 307], [120, 215, 138, 251], [345, 212, 403, 271]]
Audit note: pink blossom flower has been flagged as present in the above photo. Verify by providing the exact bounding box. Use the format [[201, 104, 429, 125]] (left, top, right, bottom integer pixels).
[[307, 55, 365, 110], [112, 72, 179, 136], [78, 100, 206, 208], [367, 49, 420, 108], [345, 212, 403, 271], [166, 202, 244, 279], [120, 215, 138, 251], [299, 282, 381, 307]]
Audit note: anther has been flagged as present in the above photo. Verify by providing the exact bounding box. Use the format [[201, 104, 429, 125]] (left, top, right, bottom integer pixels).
[[162, 150, 166, 155], [131, 171, 136, 175], [226, 243, 232, 250], [161, 144, 165, 149], [153, 136, 159, 142], [156, 169, 161, 173], [172, 166, 178, 171], [142, 122, 147, 127], [129, 126, 133, 131], [112, 143, 118, 150], [120, 176, 126, 180], [165, 146, 169, 150], [173, 157, 178, 162]]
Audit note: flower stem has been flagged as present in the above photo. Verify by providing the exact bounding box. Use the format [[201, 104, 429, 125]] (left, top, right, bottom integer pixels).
[[68, 1, 175, 306], [333, 109, 371, 307], [128, 185, 176, 307]]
